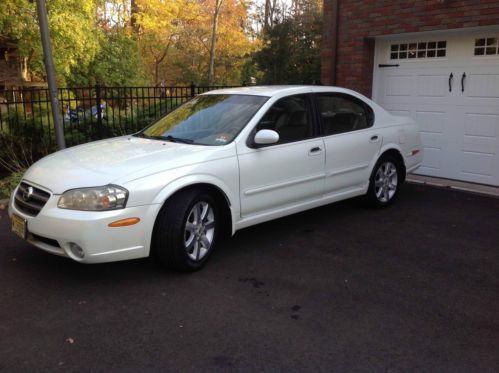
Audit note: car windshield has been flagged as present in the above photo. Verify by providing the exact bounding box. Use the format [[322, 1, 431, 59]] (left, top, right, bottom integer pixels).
[[137, 94, 268, 145]]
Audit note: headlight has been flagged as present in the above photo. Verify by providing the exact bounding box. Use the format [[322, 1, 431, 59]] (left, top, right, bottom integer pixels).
[[58, 185, 128, 211]]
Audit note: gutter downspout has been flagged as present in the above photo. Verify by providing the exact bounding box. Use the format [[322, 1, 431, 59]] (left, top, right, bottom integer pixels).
[[330, 0, 339, 85]]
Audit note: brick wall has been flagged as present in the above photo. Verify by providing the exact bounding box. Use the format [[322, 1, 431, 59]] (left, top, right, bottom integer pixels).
[[321, 0, 499, 97]]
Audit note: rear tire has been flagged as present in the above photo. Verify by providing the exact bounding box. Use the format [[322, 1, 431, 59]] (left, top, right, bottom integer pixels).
[[152, 188, 219, 271], [365, 155, 402, 208]]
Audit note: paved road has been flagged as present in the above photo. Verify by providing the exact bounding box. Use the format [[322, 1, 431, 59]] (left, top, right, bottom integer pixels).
[[1, 183, 498, 372]]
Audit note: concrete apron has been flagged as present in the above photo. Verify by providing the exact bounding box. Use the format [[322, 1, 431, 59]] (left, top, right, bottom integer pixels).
[[407, 174, 499, 198]]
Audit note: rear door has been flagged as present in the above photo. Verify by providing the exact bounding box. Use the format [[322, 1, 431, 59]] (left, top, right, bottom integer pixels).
[[315, 93, 382, 195]]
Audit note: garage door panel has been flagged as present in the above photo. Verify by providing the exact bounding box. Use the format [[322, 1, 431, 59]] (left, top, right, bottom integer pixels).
[[466, 73, 499, 98], [386, 75, 413, 97], [414, 110, 446, 133], [460, 150, 495, 177], [455, 107, 498, 184], [417, 75, 448, 97], [420, 147, 443, 170], [420, 132, 444, 149], [378, 69, 452, 106], [464, 113, 498, 138]]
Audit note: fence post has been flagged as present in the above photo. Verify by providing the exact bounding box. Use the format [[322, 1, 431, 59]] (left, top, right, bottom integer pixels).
[[95, 83, 103, 138], [190, 82, 196, 98]]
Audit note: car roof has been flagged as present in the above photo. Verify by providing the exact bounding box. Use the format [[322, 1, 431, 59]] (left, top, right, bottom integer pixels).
[[201, 85, 352, 97]]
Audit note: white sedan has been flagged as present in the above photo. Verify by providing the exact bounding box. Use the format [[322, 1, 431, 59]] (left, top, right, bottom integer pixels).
[[9, 86, 423, 271]]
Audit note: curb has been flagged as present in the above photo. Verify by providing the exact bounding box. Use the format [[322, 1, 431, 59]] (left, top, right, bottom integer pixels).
[[407, 178, 499, 199]]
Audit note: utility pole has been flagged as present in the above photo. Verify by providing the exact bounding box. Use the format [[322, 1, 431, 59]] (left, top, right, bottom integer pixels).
[[208, 0, 223, 86], [35, 0, 66, 149]]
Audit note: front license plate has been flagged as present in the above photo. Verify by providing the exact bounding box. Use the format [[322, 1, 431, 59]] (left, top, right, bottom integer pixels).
[[11, 214, 27, 240]]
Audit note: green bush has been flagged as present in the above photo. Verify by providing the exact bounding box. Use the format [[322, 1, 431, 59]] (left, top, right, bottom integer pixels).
[[0, 169, 24, 199]]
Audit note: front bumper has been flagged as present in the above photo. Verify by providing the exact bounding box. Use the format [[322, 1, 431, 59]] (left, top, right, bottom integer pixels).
[[8, 185, 161, 263]]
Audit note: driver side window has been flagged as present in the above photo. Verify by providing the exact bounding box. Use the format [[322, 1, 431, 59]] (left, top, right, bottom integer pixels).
[[256, 95, 314, 144]]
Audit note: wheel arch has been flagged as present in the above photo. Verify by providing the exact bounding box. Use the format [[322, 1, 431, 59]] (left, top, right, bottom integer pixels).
[[376, 146, 407, 182], [152, 176, 237, 238]]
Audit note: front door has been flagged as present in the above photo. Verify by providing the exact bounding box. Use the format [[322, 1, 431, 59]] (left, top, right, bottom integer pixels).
[[237, 94, 325, 217]]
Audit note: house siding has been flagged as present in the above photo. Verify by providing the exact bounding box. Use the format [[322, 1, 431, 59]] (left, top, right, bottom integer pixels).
[[321, 0, 499, 97]]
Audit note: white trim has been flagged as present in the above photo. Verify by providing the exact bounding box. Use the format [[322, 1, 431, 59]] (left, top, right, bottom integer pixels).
[[243, 173, 325, 196], [373, 25, 499, 40], [326, 163, 369, 178]]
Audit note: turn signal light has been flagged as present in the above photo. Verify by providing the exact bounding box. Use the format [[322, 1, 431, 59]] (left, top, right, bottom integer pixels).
[[108, 217, 141, 227]]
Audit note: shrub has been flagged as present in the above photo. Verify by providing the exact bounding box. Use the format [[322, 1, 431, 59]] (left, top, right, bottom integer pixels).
[[0, 169, 24, 199]]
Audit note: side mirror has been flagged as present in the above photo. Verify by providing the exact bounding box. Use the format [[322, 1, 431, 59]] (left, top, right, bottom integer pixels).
[[254, 129, 279, 146]]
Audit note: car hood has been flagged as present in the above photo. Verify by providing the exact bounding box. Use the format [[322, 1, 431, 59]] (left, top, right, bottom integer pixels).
[[23, 136, 234, 194]]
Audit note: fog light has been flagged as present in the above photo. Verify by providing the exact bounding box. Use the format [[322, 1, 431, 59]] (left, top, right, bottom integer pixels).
[[68, 242, 85, 259]]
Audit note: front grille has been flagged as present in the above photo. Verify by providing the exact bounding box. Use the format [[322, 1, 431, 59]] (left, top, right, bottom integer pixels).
[[14, 182, 51, 216]]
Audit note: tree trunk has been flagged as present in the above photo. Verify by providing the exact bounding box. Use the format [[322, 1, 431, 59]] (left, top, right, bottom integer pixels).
[[154, 60, 159, 86], [130, 0, 139, 32], [264, 0, 270, 30], [208, 0, 223, 86]]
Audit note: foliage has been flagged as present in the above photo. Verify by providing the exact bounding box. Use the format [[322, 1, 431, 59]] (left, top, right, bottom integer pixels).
[[134, 0, 254, 85], [0, 0, 259, 86], [1, 0, 323, 93], [0, 123, 52, 198], [0, 170, 24, 199], [68, 30, 147, 87], [253, 0, 322, 84], [0, 0, 101, 85], [135, 0, 203, 85]]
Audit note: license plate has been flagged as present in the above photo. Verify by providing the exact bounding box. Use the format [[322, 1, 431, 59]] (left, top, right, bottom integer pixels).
[[11, 214, 27, 240]]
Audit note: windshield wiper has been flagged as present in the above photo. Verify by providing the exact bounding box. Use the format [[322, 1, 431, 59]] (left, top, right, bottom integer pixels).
[[163, 135, 195, 144], [134, 132, 196, 144], [133, 132, 150, 138]]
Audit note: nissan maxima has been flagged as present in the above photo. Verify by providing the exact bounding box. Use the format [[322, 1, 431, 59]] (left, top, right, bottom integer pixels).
[[9, 86, 423, 271]]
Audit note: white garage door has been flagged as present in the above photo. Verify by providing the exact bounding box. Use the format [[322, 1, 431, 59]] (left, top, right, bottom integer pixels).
[[373, 29, 499, 187]]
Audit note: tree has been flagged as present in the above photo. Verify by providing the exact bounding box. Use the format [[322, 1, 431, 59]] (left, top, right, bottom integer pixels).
[[0, 0, 101, 85], [253, 0, 322, 84], [154, 0, 254, 86], [135, 0, 202, 85], [208, 0, 223, 86], [68, 30, 146, 87]]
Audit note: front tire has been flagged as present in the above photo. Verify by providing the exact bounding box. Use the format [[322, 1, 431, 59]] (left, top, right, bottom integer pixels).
[[366, 155, 402, 208], [152, 189, 219, 271]]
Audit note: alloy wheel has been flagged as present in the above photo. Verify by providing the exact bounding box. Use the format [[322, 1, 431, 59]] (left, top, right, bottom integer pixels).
[[374, 161, 398, 203], [184, 201, 215, 261]]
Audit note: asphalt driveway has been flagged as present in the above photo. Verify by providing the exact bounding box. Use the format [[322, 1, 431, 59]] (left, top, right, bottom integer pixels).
[[0, 183, 498, 372]]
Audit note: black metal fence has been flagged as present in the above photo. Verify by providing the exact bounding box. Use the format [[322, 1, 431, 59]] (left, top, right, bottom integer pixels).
[[0, 83, 233, 149]]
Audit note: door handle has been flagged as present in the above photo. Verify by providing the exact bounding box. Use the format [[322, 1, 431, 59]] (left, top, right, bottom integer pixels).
[[370, 135, 380, 143], [449, 72, 454, 92], [461, 72, 466, 93], [309, 146, 322, 155]]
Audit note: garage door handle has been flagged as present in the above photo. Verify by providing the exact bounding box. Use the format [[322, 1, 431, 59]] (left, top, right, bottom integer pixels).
[[449, 72, 454, 92], [461, 72, 466, 93]]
